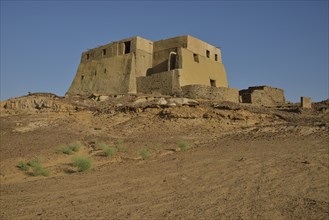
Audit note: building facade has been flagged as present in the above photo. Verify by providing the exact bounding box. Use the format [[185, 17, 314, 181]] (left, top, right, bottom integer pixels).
[[67, 35, 229, 97]]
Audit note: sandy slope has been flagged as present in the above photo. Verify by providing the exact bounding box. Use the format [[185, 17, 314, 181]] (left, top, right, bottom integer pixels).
[[0, 95, 328, 219]]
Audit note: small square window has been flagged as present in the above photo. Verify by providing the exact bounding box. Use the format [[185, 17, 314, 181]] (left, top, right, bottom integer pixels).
[[206, 50, 210, 58], [210, 79, 216, 87], [124, 41, 131, 54], [193, 54, 199, 63]]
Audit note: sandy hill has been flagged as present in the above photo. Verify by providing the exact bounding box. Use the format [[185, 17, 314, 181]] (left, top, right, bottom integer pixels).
[[0, 94, 328, 219]]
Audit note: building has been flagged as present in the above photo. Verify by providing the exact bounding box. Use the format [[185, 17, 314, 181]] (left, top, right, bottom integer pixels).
[[239, 86, 285, 106], [67, 35, 237, 101]]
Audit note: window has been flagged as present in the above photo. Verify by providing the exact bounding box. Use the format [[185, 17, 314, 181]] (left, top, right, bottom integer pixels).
[[81, 75, 84, 81], [94, 70, 97, 76], [124, 41, 131, 54], [104, 68, 107, 73], [206, 50, 210, 58], [86, 54, 90, 60], [169, 53, 177, 70], [210, 79, 216, 87], [193, 54, 199, 63], [215, 54, 218, 61], [103, 49, 106, 56]]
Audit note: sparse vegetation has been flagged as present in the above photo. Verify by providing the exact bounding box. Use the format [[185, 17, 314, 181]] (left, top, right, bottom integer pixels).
[[97, 142, 117, 157], [69, 141, 82, 152], [103, 147, 117, 157], [59, 145, 74, 155], [178, 141, 190, 151], [139, 148, 151, 160], [116, 139, 126, 152], [72, 157, 92, 172], [17, 158, 50, 176], [17, 161, 29, 171], [30, 163, 50, 176], [58, 141, 82, 155]]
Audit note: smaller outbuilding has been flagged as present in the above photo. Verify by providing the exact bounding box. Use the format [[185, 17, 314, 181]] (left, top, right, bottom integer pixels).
[[239, 86, 285, 106]]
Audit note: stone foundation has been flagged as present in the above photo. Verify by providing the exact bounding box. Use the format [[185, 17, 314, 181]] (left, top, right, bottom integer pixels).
[[181, 85, 239, 103], [136, 70, 181, 96]]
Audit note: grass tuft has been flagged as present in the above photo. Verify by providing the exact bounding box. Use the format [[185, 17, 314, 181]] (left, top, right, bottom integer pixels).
[[97, 142, 117, 157], [58, 141, 82, 155], [59, 146, 74, 155], [28, 159, 50, 176], [139, 148, 151, 160], [103, 147, 117, 157], [178, 141, 190, 151], [116, 139, 126, 152], [17, 162, 29, 171], [72, 157, 92, 172], [69, 141, 82, 152]]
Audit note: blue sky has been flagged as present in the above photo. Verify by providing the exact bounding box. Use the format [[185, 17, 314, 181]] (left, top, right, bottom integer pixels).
[[1, 0, 328, 102]]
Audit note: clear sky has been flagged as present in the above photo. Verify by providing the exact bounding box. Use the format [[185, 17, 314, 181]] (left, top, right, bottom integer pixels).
[[1, 0, 328, 102]]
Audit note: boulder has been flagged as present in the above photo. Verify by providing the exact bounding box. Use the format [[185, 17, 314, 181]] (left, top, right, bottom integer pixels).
[[157, 98, 168, 105], [169, 98, 199, 106]]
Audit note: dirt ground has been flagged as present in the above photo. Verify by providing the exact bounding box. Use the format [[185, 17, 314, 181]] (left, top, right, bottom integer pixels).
[[0, 94, 328, 219]]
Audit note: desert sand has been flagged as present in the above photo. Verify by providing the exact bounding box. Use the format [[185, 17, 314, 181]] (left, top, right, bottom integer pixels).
[[0, 94, 328, 219]]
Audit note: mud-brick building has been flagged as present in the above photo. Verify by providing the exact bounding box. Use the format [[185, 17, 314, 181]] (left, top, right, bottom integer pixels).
[[67, 35, 239, 102]]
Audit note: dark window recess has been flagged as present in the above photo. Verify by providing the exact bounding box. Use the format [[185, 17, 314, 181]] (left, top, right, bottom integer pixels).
[[103, 49, 106, 56], [193, 54, 199, 63], [170, 54, 176, 70], [104, 68, 107, 73], [215, 54, 218, 61], [86, 54, 90, 60], [210, 79, 216, 87], [94, 71, 97, 76], [124, 41, 131, 54], [206, 50, 210, 58], [81, 75, 85, 81]]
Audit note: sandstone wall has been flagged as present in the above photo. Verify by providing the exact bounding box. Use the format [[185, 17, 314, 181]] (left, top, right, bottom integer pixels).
[[67, 53, 136, 96], [181, 85, 239, 103], [179, 48, 228, 88], [239, 86, 285, 106], [187, 36, 222, 63], [136, 70, 181, 96]]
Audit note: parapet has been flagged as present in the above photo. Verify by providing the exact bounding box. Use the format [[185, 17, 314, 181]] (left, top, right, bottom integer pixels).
[[80, 36, 153, 63]]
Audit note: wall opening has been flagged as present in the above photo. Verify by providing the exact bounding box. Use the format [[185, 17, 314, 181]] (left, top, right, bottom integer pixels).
[[94, 70, 97, 76], [124, 41, 131, 54], [193, 54, 199, 63], [81, 75, 84, 81], [104, 68, 107, 73], [103, 49, 106, 56], [169, 52, 177, 70], [86, 54, 90, 60], [206, 50, 210, 58], [210, 79, 216, 87], [215, 54, 218, 61]]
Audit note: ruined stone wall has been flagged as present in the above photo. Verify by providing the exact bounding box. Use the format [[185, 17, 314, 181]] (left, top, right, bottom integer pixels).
[[136, 70, 181, 96], [239, 86, 285, 106], [179, 48, 228, 88], [181, 85, 239, 102]]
